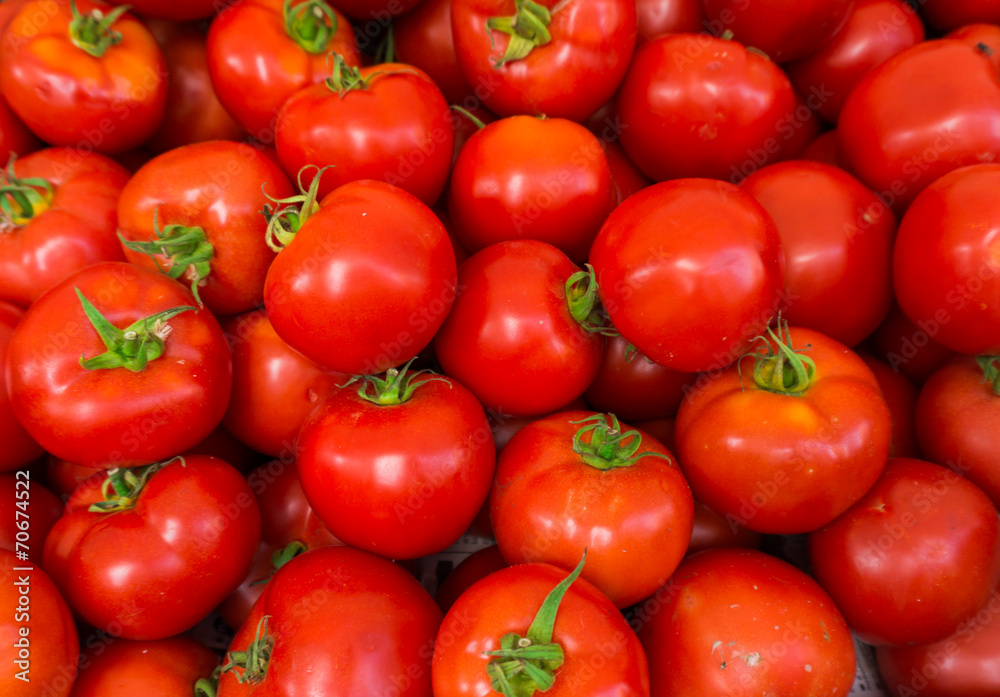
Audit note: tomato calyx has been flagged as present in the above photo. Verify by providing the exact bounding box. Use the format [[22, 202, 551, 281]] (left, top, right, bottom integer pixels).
[[565, 264, 615, 335], [0, 159, 53, 229], [75, 287, 196, 372], [571, 413, 671, 470], [483, 552, 586, 696], [745, 322, 816, 396], [451, 105, 487, 130], [88, 457, 182, 513], [68, 0, 130, 58], [261, 165, 332, 252], [194, 667, 221, 697], [486, 0, 560, 67], [222, 615, 274, 685], [344, 359, 450, 406], [977, 355, 1000, 395], [119, 209, 215, 306], [250, 541, 309, 587], [284, 0, 338, 54]]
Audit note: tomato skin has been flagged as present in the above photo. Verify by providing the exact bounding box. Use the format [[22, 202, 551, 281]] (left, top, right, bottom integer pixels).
[[615, 33, 798, 183], [837, 40, 1000, 215], [0, 0, 167, 154], [394, 0, 473, 104], [739, 160, 896, 348], [434, 544, 508, 613], [589, 178, 785, 374], [451, 0, 637, 122], [69, 636, 219, 697], [264, 180, 457, 375], [915, 356, 1000, 509], [490, 410, 694, 608], [635, 548, 856, 697], [0, 549, 79, 697], [328, 0, 423, 20], [809, 458, 1000, 647], [868, 302, 956, 385], [6, 262, 233, 469], [675, 327, 892, 534], [785, 0, 925, 123], [701, 0, 855, 63], [920, 0, 1000, 31], [858, 351, 920, 459], [0, 148, 130, 308], [0, 473, 61, 564], [447, 116, 616, 263], [948, 23, 1000, 70], [893, 163, 1000, 356], [107, 0, 225, 21], [0, 302, 42, 472], [432, 562, 649, 697], [276, 63, 454, 206], [600, 138, 653, 204], [434, 240, 604, 418], [218, 545, 443, 697], [0, 96, 39, 165], [297, 374, 495, 559], [801, 128, 841, 167], [636, 0, 704, 43], [686, 500, 762, 556]]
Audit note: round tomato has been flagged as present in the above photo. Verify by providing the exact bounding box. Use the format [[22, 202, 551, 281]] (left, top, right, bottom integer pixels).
[[0, 302, 41, 472], [857, 351, 920, 458], [434, 544, 508, 613], [948, 23, 1000, 70], [394, 0, 473, 103], [0, 96, 38, 165], [686, 500, 762, 556], [868, 301, 955, 385], [637, 0, 704, 42]]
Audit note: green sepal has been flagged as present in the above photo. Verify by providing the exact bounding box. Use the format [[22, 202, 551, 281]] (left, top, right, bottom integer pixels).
[[119, 209, 214, 306], [977, 355, 1000, 395], [261, 165, 333, 252], [565, 264, 616, 336], [570, 413, 671, 471], [486, 0, 553, 67], [68, 0, 131, 58], [284, 0, 338, 54], [341, 358, 451, 406], [221, 615, 274, 685], [87, 457, 184, 513], [250, 541, 309, 587], [745, 319, 816, 396], [0, 157, 53, 228]]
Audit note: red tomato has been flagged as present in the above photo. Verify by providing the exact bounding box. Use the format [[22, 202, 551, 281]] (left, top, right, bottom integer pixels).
[[0, 472, 61, 566], [739, 160, 896, 347], [45, 456, 97, 500], [635, 548, 856, 697], [69, 636, 219, 696], [0, 0, 167, 153], [217, 545, 443, 697], [701, 0, 854, 62], [637, 0, 705, 42], [893, 163, 1000, 356], [675, 325, 892, 534], [600, 138, 654, 204], [447, 115, 616, 263], [434, 240, 604, 417], [785, 0, 925, 123], [207, 0, 360, 139], [145, 20, 246, 153], [915, 356, 1000, 509], [490, 410, 694, 608], [297, 366, 495, 559], [615, 33, 798, 182], [948, 23, 1000, 70], [868, 302, 956, 385], [328, 0, 423, 20], [43, 454, 261, 640], [394, 0, 473, 103], [686, 500, 762, 556], [0, 302, 41, 472], [106, 0, 225, 21], [6, 262, 233, 469], [0, 148, 130, 308], [264, 179, 457, 375], [801, 128, 841, 167], [451, 0, 637, 121], [432, 558, 649, 696], [837, 40, 1000, 215], [857, 351, 921, 458], [921, 0, 1000, 31], [589, 179, 785, 374], [276, 61, 454, 206], [0, 548, 78, 697], [0, 96, 39, 165], [434, 544, 508, 613], [809, 458, 1000, 647]]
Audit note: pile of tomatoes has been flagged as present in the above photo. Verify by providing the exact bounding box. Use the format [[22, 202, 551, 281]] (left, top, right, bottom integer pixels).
[[2, 0, 1000, 695]]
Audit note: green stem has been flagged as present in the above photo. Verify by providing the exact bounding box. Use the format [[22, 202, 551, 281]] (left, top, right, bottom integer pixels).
[[261, 165, 333, 252], [748, 321, 816, 395], [342, 358, 451, 405], [88, 457, 183, 513], [0, 157, 54, 228], [570, 414, 671, 470], [375, 21, 395, 64], [565, 264, 615, 335], [75, 287, 196, 372], [483, 552, 586, 697], [250, 541, 309, 587], [193, 667, 220, 697], [486, 0, 553, 67], [450, 105, 486, 130], [221, 616, 274, 685], [977, 355, 1000, 395], [68, 0, 131, 58], [284, 0, 338, 53]]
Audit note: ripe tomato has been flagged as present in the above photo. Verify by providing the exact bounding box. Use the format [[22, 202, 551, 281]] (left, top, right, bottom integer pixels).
[[675, 325, 892, 534], [600, 138, 653, 204], [6, 262, 233, 469], [0, 473, 61, 565], [838, 40, 1000, 215], [893, 163, 1000, 356], [857, 351, 920, 458], [116, 140, 294, 316], [434, 544, 508, 613], [434, 240, 604, 417], [739, 160, 896, 348], [0, 302, 41, 472], [432, 558, 649, 697], [451, 0, 637, 121], [207, 0, 360, 139], [106, 0, 224, 21], [447, 115, 616, 263], [0, 0, 167, 153], [328, 0, 423, 20], [687, 500, 762, 556], [948, 23, 1000, 70], [0, 97, 38, 166], [801, 128, 841, 167], [297, 365, 495, 559], [615, 33, 798, 183], [0, 548, 78, 697], [589, 178, 785, 374], [394, 0, 473, 103], [0, 147, 129, 308], [43, 454, 261, 641], [490, 410, 694, 608], [920, 0, 1000, 31], [868, 301, 955, 385], [809, 458, 1000, 647], [635, 548, 856, 697], [264, 179, 457, 375], [217, 545, 443, 697], [636, 0, 704, 43]]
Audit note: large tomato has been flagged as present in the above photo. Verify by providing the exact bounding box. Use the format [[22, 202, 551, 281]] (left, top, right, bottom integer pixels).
[[0, 148, 129, 308], [69, 636, 219, 697], [0, 302, 41, 472], [589, 178, 785, 374], [809, 457, 1000, 647], [451, 0, 637, 121], [43, 454, 261, 641], [0, 0, 167, 153], [635, 548, 856, 697], [394, 0, 473, 104], [5, 262, 233, 469], [857, 351, 920, 458], [637, 0, 704, 42]]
